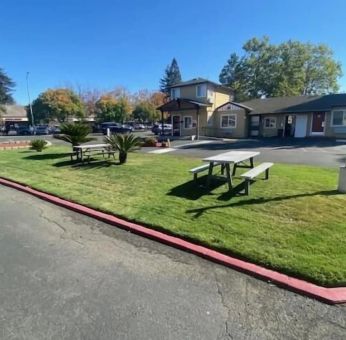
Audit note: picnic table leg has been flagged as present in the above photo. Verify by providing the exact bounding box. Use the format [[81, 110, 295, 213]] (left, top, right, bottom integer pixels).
[[250, 157, 254, 168], [232, 162, 238, 176], [206, 162, 214, 188], [225, 163, 233, 191]]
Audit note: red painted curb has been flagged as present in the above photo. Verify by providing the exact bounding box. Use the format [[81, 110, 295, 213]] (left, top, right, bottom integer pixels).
[[1, 176, 345, 304]]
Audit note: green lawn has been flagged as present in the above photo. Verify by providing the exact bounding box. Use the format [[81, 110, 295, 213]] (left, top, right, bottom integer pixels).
[[0, 146, 345, 286]]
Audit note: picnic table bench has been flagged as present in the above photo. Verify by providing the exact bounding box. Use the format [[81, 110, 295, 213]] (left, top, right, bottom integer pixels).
[[240, 162, 273, 195]]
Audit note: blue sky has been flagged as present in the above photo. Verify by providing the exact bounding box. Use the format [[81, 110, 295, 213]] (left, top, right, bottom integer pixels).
[[2, 0, 346, 104]]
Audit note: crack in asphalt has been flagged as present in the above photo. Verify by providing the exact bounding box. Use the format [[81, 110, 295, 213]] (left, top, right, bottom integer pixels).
[[214, 270, 233, 340]]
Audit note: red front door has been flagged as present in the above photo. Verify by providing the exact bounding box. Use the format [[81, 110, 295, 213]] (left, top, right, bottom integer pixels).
[[311, 112, 325, 133]]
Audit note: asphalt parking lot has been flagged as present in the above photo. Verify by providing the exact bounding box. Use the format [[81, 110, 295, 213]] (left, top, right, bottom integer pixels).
[[1, 133, 345, 167], [1, 185, 346, 340]]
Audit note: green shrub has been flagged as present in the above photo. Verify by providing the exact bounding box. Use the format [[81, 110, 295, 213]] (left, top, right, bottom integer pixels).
[[30, 139, 47, 152], [54, 123, 95, 147], [105, 134, 141, 164]]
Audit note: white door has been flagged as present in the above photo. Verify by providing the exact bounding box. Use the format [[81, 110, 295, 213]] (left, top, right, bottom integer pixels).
[[294, 114, 308, 138]]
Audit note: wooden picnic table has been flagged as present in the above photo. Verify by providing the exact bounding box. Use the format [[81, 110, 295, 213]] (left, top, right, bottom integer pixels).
[[73, 144, 110, 162], [202, 151, 260, 190]]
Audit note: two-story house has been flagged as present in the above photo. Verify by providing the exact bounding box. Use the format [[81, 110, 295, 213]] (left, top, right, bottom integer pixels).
[[157, 78, 243, 139]]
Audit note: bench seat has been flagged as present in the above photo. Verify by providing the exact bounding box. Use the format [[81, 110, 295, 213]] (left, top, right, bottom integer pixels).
[[240, 162, 273, 194], [189, 162, 221, 182]]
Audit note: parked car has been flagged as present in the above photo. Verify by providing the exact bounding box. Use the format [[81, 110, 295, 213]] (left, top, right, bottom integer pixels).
[[49, 125, 61, 134], [134, 123, 145, 130], [152, 123, 172, 135], [35, 125, 50, 135], [16, 125, 33, 135], [101, 122, 133, 135]]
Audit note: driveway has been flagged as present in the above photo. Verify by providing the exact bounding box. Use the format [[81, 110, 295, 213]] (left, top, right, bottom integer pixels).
[[0, 185, 345, 339], [161, 138, 346, 167]]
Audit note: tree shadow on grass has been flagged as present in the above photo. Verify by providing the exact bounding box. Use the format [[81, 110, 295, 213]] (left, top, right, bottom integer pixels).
[[167, 175, 235, 200], [186, 189, 339, 218], [23, 153, 69, 160], [53, 158, 117, 169]]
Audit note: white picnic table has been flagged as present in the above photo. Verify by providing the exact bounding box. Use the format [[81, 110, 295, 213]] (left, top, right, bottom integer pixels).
[[73, 143, 110, 161], [202, 151, 260, 190]]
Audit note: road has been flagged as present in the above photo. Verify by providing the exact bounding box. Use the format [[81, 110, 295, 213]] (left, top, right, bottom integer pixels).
[[2, 134, 345, 167], [0, 185, 345, 339], [167, 138, 346, 167]]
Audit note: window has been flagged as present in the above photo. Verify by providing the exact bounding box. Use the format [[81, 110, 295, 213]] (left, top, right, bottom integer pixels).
[[220, 114, 237, 128], [264, 117, 276, 128], [332, 110, 346, 126], [184, 116, 193, 129], [196, 84, 207, 98], [171, 87, 180, 99]]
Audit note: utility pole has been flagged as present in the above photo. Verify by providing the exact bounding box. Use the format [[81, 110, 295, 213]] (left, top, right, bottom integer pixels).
[[26, 72, 35, 132]]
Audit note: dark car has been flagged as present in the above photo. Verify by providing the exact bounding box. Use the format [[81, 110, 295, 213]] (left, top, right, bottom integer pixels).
[[35, 125, 50, 135], [101, 122, 133, 135], [16, 125, 33, 135]]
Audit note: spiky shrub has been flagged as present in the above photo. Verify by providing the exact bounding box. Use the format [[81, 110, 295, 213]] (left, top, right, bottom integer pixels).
[[30, 139, 47, 152], [54, 123, 94, 147], [105, 134, 141, 164]]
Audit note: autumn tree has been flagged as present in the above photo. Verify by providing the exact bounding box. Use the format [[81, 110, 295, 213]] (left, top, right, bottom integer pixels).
[[160, 58, 182, 94], [30, 88, 84, 123], [219, 37, 342, 101], [131, 91, 165, 122], [95, 95, 131, 123]]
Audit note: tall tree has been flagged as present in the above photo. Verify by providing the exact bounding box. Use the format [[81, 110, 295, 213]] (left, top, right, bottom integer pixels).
[[160, 58, 182, 94], [219, 37, 342, 100], [0, 68, 15, 113], [30, 88, 84, 123]]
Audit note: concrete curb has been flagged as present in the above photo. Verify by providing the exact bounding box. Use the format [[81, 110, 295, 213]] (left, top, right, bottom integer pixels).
[[0, 176, 345, 304]]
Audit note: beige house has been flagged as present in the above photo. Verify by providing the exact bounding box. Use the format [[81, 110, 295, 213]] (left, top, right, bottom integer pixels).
[[158, 80, 346, 139], [157, 78, 236, 138], [242, 95, 346, 138]]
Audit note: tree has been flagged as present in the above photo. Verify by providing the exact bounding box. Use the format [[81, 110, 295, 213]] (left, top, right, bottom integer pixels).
[[0, 67, 15, 105], [95, 95, 131, 123], [30, 88, 84, 123], [219, 37, 342, 100], [160, 58, 182, 94], [131, 91, 165, 122], [132, 101, 159, 122]]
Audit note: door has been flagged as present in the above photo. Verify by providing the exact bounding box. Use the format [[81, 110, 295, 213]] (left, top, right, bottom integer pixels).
[[311, 112, 325, 135], [172, 115, 181, 136], [294, 114, 308, 138], [284, 115, 296, 137], [249, 116, 260, 136]]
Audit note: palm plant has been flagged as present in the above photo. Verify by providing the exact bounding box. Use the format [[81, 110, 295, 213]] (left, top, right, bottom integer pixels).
[[105, 134, 141, 164], [54, 123, 94, 147]]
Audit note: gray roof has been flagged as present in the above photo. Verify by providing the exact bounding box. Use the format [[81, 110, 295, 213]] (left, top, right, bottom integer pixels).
[[169, 77, 233, 93], [240, 94, 346, 115], [2, 105, 27, 117], [157, 98, 211, 111]]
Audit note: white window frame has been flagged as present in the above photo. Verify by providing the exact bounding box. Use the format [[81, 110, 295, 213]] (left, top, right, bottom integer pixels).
[[196, 84, 207, 98], [264, 117, 277, 129], [331, 110, 346, 127], [171, 87, 180, 99], [220, 114, 237, 129], [184, 116, 193, 129]]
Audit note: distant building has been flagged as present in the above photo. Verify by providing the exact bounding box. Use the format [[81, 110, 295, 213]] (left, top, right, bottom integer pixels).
[[0, 105, 28, 126]]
